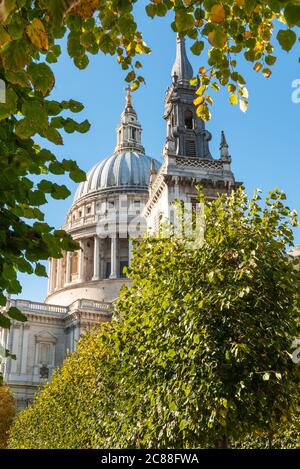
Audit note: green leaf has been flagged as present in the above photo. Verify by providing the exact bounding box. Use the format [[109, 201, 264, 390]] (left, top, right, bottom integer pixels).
[[44, 127, 63, 145], [74, 54, 89, 70], [0, 87, 18, 120], [265, 55, 277, 66], [35, 263, 48, 277], [284, 3, 300, 27], [27, 62, 55, 96], [7, 307, 27, 322], [51, 184, 71, 200], [70, 168, 86, 183], [190, 40, 204, 56], [68, 99, 84, 113], [145, 4, 156, 18], [77, 119, 90, 133], [208, 27, 227, 48], [125, 71, 135, 83], [2, 38, 29, 70], [175, 11, 195, 32], [0, 314, 11, 329], [193, 334, 200, 344], [277, 29, 297, 52]]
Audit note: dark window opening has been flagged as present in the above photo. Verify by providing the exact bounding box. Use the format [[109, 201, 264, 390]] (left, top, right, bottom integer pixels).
[[105, 262, 111, 279], [132, 127, 136, 140], [186, 140, 196, 157], [184, 110, 193, 129]]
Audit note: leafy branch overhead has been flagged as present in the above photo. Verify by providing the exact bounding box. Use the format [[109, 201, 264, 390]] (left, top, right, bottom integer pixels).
[[1, 1, 300, 121]]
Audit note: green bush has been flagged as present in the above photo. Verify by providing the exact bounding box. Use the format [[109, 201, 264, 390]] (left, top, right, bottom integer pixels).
[[8, 189, 300, 449]]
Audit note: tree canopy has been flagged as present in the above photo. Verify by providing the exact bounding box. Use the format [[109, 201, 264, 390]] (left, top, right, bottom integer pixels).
[[8, 188, 300, 448]]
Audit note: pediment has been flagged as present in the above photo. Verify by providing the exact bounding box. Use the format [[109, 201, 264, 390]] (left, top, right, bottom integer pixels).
[[35, 330, 57, 344]]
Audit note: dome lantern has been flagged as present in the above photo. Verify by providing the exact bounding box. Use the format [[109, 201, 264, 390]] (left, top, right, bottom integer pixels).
[[115, 87, 145, 155]]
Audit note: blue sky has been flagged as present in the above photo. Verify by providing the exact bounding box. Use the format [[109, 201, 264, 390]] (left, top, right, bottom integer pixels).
[[17, 5, 300, 302]]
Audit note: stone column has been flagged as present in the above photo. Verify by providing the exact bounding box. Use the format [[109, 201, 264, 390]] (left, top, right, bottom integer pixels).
[[92, 235, 100, 280], [99, 238, 104, 279], [128, 238, 133, 265], [47, 258, 53, 293], [78, 241, 84, 282], [21, 324, 30, 375], [55, 258, 61, 290], [51, 259, 56, 291], [109, 236, 117, 279], [10, 324, 20, 374], [65, 251, 71, 285]]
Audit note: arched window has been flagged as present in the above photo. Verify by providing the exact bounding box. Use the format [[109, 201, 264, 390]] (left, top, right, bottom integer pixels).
[[184, 110, 193, 129]]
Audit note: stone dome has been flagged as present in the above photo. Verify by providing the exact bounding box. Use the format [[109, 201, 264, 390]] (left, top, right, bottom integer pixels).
[[74, 151, 161, 202]]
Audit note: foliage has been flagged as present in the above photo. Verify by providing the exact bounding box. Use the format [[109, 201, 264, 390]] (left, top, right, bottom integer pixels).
[[2, 1, 300, 123], [235, 412, 300, 448], [8, 188, 300, 449], [0, 384, 16, 448]]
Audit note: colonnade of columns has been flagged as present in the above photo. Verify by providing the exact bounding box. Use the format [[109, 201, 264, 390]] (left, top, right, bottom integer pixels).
[[48, 235, 133, 293]]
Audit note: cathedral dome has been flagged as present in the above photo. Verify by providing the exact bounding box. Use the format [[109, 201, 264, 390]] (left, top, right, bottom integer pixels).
[[74, 151, 160, 202]]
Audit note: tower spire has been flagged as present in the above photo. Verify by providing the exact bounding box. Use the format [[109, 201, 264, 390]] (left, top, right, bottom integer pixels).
[[171, 35, 193, 84], [115, 90, 145, 154]]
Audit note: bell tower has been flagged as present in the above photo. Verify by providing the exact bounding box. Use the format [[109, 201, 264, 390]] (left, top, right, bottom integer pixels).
[[163, 36, 212, 159]]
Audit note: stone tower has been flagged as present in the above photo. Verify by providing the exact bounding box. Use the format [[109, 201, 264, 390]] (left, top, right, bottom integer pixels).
[[144, 36, 242, 232]]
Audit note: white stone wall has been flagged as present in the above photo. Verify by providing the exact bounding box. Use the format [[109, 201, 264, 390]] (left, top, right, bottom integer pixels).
[[45, 278, 131, 306]]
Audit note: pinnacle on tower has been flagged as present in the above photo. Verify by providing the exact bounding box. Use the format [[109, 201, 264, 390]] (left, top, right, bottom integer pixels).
[[219, 131, 231, 160], [149, 158, 157, 192], [171, 35, 193, 84]]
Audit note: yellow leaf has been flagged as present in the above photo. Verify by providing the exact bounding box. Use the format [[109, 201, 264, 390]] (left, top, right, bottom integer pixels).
[[196, 85, 206, 95], [194, 95, 204, 106], [210, 4, 226, 24], [254, 62, 263, 72], [229, 94, 238, 105], [205, 95, 213, 105], [198, 66, 206, 75], [26, 18, 48, 51], [235, 0, 245, 6], [131, 81, 139, 91], [263, 68, 272, 78]]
